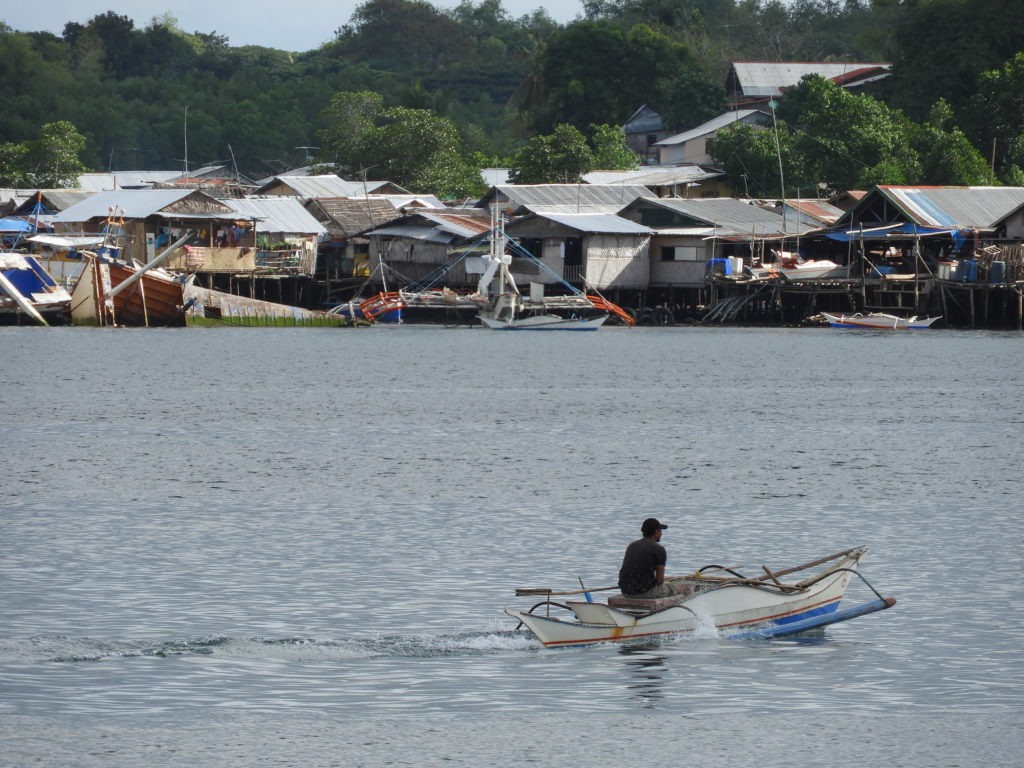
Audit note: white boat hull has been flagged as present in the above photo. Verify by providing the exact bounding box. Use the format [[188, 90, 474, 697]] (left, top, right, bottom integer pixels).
[[822, 312, 940, 329], [777, 261, 846, 281], [479, 313, 607, 331], [507, 549, 892, 647]]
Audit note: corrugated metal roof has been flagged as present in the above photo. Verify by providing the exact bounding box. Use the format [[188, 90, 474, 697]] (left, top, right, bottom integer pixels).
[[416, 212, 491, 238], [370, 194, 446, 209], [223, 197, 326, 235], [656, 110, 769, 146], [52, 189, 232, 223], [523, 213, 653, 234], [484, 184, 654, 214], [583, 166, 724, 186], [366, 222, 450, 240], [77, 172, 182, 191], [781, 199, 844, 225], [258, 175, 366, 198], [14, 189, 95, 213], [731, 61, 892, 97], [877, 186, 1024, 228], [630, 197, 813, 236]]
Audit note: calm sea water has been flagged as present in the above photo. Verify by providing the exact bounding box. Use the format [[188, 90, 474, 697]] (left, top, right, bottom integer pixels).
[[2, 325, 1022, 766]]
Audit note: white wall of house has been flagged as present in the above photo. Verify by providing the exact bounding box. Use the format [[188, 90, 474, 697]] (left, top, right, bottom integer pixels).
[[649, 236, 716, 285], [658, 135, 711, 165]]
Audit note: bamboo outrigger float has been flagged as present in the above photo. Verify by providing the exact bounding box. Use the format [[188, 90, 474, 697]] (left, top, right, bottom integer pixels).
[[507, 547, 895, 648]]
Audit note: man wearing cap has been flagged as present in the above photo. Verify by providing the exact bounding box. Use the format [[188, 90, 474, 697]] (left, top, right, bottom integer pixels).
[[618, 518, 687, 599]]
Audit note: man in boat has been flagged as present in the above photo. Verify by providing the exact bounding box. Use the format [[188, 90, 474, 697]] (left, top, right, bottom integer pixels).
[[618, 518, 689, 599]]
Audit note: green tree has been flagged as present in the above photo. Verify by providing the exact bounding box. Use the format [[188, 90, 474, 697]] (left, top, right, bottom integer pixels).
[[885, 0, 1024, 121], [0, 121, 87, 187], [318, 93, 483, 197], [521, 21, 722, 134], [967, 53, 1024, 182], [589, 123, 639, 169], [914, 100, 992, 185], [337, 0, 475, 71], [781, 75, 920, 190], [365, 107, 483, 197], [507, 124, 595, 183], [317, 90, 385, 173], [707, 120, 798, 198], [709, 76, 930, 195]]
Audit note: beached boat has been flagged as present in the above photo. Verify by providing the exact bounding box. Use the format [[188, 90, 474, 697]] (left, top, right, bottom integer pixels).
[[0, 252, 72, 325], [822, 311, 940, 329], [506, 546, 895, 648]]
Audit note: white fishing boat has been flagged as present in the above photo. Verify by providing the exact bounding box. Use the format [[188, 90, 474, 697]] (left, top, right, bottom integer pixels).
[[506, 546, 895, 648], [357, 208, 633, 328], [746, 251, 846, 281], [822, 311, 940, 329]]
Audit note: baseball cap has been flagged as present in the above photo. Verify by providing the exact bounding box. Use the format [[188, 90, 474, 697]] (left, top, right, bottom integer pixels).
[[641, 517, 668, 535]]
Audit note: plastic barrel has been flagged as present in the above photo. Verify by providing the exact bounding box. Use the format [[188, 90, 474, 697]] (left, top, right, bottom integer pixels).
[[990, 261, 1006, 284]]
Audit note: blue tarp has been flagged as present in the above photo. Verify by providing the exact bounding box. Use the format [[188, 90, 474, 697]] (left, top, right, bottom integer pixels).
[[0, 217, 33, 232], [825, 222, 967, 249]]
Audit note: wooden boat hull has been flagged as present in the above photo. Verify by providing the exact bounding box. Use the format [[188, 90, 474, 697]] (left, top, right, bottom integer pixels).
[[822, 311, 939, 329], [107, 262, 186, 327], [507, 549, 894, 647]]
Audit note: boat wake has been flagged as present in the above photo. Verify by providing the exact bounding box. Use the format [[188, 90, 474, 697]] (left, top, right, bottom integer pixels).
[[0, 630, 538, 664]]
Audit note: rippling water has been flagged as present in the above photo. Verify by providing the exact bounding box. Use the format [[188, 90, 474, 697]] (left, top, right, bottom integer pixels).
[[2, 325, 1022, 766]]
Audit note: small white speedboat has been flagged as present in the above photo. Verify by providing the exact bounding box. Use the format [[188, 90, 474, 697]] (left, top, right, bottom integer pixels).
[[822, 311, 940, 329], [506, 547, 895, 648]]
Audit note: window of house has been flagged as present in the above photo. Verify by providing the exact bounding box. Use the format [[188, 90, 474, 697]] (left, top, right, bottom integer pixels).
[[661, 246, 702, 261]]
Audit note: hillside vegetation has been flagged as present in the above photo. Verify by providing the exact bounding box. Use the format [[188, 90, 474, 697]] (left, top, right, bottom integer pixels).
[[1, 0, 1022, 194]]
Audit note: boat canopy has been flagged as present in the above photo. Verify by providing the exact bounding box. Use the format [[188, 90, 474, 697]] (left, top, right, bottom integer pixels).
[[825, 222, 967, 248]]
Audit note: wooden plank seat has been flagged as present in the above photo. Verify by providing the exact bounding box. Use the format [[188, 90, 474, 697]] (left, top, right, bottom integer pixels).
[[607, 594, 687, 611]]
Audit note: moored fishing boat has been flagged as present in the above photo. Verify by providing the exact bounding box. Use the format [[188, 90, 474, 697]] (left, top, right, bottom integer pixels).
[[506, 546, 895, 648], [357, 207, 634, 328], [821, 311, 940, 329]]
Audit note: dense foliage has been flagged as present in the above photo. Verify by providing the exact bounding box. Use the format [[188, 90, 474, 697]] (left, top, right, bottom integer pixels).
[[0, 0, 1022, 193]]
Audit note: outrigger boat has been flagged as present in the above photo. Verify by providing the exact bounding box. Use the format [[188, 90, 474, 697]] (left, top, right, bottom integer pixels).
[[821, 311, 940, 329], [506, 546, 895, 648], [356, 206, 633, 328]]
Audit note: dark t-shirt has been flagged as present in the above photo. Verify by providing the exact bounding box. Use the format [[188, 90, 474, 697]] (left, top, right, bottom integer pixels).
[[618, 537, 667, 595]]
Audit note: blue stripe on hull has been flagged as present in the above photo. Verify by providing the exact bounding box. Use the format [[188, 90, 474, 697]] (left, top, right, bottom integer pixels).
[[728, 597, 896, 640], [771, 600, 841, 625]]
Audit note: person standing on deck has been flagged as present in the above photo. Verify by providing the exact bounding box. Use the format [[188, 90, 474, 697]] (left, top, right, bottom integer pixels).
[[618, 518, 687, 598]]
